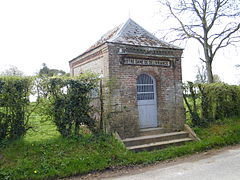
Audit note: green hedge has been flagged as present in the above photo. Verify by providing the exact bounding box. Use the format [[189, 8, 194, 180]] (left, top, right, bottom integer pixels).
[[44, 76, 99, 137], [183, 82, 240, 126], [202, 83, 240, 120], [0, 76, 33, 141], [0, 74, 100, 141]]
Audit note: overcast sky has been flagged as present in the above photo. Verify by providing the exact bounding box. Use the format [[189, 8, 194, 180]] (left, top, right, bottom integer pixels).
[[0, 0, 239, 84]]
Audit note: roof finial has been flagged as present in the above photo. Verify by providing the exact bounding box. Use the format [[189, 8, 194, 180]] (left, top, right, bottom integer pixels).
[[128, 8, 131, 19]]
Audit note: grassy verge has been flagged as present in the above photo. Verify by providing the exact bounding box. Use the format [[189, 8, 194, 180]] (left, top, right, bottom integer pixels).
[[1, 116, 240, 180]]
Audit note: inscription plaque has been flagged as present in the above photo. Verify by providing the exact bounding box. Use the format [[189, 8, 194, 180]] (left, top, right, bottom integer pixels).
[[122, 58, 171, 67]]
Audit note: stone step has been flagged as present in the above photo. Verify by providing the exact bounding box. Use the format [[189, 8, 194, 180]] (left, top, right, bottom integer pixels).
[[127, 138, 193, 152], [123, 131, 189, 147], [139, 127, 165, 136]]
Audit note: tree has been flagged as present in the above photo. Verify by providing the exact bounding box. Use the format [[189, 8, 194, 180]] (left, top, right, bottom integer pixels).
[[36, 63, 69, 98], [0, 65, 24, 76], [38, 63, 69, 77], [213, 74, 222, 82], [195, 64, 207, 83], [236, 64, 240, 84], [160, 0, 240, 83], [195, 64, 221, 83]]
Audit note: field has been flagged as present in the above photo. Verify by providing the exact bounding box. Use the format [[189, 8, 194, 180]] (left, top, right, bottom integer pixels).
[[1, 115, 240, 180]]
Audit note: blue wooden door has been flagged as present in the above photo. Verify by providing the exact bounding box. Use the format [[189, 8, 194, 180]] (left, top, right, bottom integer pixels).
[[137, 74, 158, 128]]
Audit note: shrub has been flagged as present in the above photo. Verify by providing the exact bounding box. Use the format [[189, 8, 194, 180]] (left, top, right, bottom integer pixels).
[[183, 82, 240, 126], [45, 75, 99, 137], [0, 76, 33, 141], [201, 83, 240, 121]]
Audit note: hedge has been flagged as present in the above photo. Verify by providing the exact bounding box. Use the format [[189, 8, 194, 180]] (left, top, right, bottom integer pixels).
[[183, 82, 240, 126], [0, 76, 33, 141], [40, 75, 99, 137]]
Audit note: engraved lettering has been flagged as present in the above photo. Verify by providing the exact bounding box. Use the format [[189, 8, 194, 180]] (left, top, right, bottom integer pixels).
[[122, 58, 170, 67]]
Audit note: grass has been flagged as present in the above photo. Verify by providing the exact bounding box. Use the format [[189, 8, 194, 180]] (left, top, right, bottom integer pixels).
[[25, 114, 60, 142], [1, 116, 240, 180]]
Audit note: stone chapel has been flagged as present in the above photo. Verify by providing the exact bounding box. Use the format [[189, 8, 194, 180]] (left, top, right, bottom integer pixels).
[[69, 19, 194, 151]]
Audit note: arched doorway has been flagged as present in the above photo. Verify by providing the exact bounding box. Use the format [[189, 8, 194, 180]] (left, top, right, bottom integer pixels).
[[137, 74, 158, 128]]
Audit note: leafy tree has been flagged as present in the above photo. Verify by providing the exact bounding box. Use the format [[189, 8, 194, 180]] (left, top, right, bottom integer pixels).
[[160, 0, 240, 83], [0, 65, 24, 76], [36, 63, 68, 98], [213, 74, 221, 83], [236, 64, 240, 84], [38, 63, 69, 77]]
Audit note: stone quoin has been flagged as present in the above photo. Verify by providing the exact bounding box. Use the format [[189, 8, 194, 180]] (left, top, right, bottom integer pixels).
[[69, 19, 186, 139]]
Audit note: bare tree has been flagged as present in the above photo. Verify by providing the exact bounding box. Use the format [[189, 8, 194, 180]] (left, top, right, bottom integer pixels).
[[160, 0, 240, 83], [0, 65, 24, 76], [195, 64, 207, 83]]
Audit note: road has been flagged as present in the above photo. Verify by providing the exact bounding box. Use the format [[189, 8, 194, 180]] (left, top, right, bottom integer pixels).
[[65, 145, 240, 180], [107, 145, 240, 180]]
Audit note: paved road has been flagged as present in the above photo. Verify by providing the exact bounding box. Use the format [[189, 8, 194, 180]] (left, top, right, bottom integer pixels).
[[108, 146, 240, 180]]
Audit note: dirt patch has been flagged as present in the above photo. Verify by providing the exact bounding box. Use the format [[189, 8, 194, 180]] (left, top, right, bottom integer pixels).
[[60, 144, 240, 180]]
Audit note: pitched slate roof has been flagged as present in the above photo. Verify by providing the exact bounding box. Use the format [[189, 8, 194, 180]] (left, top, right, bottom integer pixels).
[[86, 18, 180, 52], [70, 19, 181, 62]]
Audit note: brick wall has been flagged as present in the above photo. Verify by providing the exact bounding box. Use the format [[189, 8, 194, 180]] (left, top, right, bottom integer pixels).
[[69, 43, 109, 77], [69, 42, 185, 139], [107, 43, 185, 138]]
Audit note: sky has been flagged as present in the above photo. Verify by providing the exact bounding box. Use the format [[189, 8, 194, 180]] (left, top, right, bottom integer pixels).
[[0, 0, 239, 84]]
